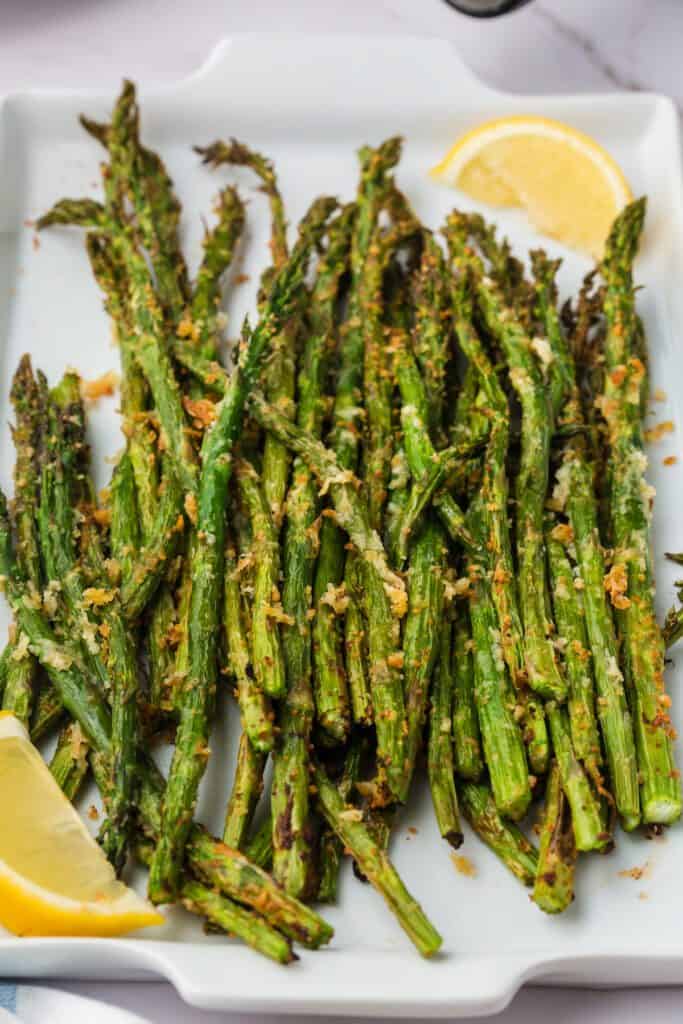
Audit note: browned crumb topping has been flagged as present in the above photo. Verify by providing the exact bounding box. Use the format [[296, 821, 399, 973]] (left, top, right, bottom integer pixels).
[[184, 492, 198, 525], [82, 370, 118, 401], [82, 587, 115, 607], [644, 420, 674, 443], [618, 860, 651, 881], [451, 853, 477, 878]]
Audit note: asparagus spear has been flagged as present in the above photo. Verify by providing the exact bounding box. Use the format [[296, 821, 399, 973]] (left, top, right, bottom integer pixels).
[[149, 196, 337, 902], [189, 185, 245, 359], [84, 81, 190, 320], [400, 519, 447, 801], [271, 208, 356, 891], [118, 471, 184, 621], [316, 139, 403, 741], [387, 443, 467, 570], [411, 230, 450, 441], [467, 527, 532, 822], [532, 761, 576, 915], [560, 455, 640, 827], [360, 192, 418, 531], [136, 844, 295, 965], [299, 204, 354, 743], [545, 703, 607, 853], [469, 225, 566, 702], [180, 878, 296, 965], [459, 781, 538, 886], [30, 683, 64, 743], [272, 452, 321, 896], [49, 722, 90, 801], [444, 241, 549, 775], [223, 732, 266, 850], [599, 199, 681, 825], [3, 357, 44, 724], [196, 138, 294, 524], [343, 555, 373, 726], [243, 816, 274, 871], [313, 763, 442, 957], [223, 541, 274, 751], [428, 616, 463, 847], [545, 523, 602, 785], [451, 609, 484, 781], [235, 463, 286, 701], [0, 642, 10, 705], [393, 338, 474, 554], [316, 735, 365, 903]]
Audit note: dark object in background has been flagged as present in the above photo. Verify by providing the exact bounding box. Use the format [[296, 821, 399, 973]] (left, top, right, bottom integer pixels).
[[443, 0, 534, 16]]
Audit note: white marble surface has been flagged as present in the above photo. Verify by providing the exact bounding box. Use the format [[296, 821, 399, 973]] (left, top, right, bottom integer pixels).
[[2, 0, 683, 1021]]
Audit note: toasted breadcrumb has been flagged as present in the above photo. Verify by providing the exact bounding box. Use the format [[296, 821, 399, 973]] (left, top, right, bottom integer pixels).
[[644, 420, 674, 443], [82, 370, 118, 401], [82, 587, 115, 607], [451, 853, 477, 878]]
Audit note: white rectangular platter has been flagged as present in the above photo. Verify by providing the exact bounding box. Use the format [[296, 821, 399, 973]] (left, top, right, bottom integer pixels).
[[1, 33, 683, 1017]]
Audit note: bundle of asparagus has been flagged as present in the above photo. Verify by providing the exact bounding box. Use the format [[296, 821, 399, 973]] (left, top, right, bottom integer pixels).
[[1, 80, 679, 962]]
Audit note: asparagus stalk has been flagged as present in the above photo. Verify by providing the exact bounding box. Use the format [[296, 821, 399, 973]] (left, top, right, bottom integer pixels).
[[243, 816, 274, 871], [599, 199, 681, 825], [180, 878, 295, 965], [451, 609, 484, 781], [299, 204, 354, 743], [411, 230, 451, 441], [545, 703, 608, 853], [189, 185, 245, 359], [393, 339, 475, 554], [196, 138, 293, 525], [313, 763, 442, 957], [545, 523, 602, 785], [223, 732, 266, 851], [136, 844, 295, 965], [428, 616, 463, 847], [445, 246, 549, 776], [532, 761, 576, 915], [467, 534, 532, 821], [3, 357, 44, 724], [478, 254, 565, 699], [85, 81, 190, 320], [30, 683, 64, 743], [343, 555, 373, 726], [560, 455, 640, 827], [149, 196, 337, 902], [271, 207, 356, 891], [316, 735, 365, 903], [360, 192, 417, 531], [400, 519, 447, 801], [272, 451, 320, 896], [315, 139, 403, 742], [235, 463, 287, 701], [460, 781, 538, 886], [49, 722, 90, 801], [223, 540, 274, 751]]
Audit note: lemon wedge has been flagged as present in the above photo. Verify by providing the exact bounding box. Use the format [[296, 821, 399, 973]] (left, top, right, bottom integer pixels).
[[0, 712, 163, 937], [431, 115, 632, 258]]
